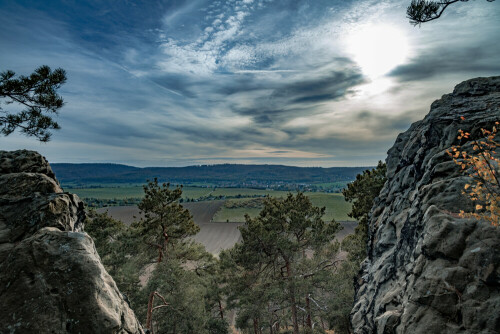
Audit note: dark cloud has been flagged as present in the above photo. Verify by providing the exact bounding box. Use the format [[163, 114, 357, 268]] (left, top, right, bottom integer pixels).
[[389, 47, 500, 82], [272, 70, 363, 103], [354, 110, 420, 134], [215, 75, 266, 95], [225, 69, 364, 125]]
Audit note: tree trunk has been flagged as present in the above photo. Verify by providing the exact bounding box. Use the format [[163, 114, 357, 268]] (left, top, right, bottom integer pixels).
[[286, 261, 299, 334], [253, 318, 259, 334], [218, 299, 224, 319], [157, 246, 163, 263], [146, 291, 155, 333], [306, 294, 312, 331]]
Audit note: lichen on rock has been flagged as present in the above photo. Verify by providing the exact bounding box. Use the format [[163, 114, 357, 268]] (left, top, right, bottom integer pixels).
[[351, 77, 500, 334], [0, 150, 144, 333]]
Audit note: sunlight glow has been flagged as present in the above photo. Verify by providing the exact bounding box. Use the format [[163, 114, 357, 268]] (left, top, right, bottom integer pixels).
[[347, 24, 409, 78], [354, 77, 394, 97]]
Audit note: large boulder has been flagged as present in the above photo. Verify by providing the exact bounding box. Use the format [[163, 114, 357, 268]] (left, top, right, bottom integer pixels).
[[351, 77, 500, 333], [0, 150, 144, 333]]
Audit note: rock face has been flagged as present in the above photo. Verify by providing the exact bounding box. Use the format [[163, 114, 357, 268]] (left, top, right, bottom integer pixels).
[[351, 77, 500, 333], [0, 150, 144, 333]]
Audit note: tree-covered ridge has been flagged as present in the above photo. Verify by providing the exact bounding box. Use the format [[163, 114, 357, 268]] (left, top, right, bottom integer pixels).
[[51, 163, 370, 187]]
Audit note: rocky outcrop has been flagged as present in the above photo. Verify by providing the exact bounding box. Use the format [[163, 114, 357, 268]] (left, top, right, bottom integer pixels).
[[351, 77, 500, 333], [0, 150, 144, 333]]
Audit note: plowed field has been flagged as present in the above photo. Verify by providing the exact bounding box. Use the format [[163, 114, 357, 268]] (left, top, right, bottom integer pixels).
[[97, 201, 240, 255], [97, 201, 355, 255]]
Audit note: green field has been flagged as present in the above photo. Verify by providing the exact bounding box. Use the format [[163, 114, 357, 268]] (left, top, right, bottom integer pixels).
[[212, 193, 353, 222], [68, 186, 353, 222], [211, 188, 290, 197], [67, 186, 213, 200], [68, 186, 292, 201], [306, 193, 353, 221]]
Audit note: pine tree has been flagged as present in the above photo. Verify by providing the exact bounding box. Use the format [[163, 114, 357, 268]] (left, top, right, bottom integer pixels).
[[134, 178, 200, 263], [407, 0, 495, 25], [226, 193, 340, 334], [0, 65, 66, 141]]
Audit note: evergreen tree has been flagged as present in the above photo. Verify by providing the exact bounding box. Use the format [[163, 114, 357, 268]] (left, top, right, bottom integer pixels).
[[141, 250, 212, 334], [342, 161, 387, 253], [0, 65, 66, 141], [407, 0, 495, 25], [225, 193, 340, 334], [134, 178, 200, 263]]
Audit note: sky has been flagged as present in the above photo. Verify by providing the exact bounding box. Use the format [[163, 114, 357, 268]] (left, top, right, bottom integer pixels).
[[1, 0, 499, 167]]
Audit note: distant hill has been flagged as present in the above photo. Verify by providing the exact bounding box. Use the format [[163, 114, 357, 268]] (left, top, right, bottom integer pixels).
[[51, 163, 371, 187]]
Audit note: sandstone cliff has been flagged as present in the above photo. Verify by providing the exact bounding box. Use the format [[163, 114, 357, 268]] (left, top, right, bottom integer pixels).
[[0, 150, 144, 333], [351, 77, 500, 333]]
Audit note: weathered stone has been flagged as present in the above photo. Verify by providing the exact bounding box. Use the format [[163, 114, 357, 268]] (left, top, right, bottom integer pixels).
[[0, 150, 57, 180], [351, 77, 500, 334], [0, 150, 144, 333]]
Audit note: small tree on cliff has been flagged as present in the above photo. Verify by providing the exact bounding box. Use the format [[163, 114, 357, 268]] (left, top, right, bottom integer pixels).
[[0, 66, 66, 142], [407, 0, 495, 25], [134, 178, 200, 263], [447, 122, 499, 225], [342, 162, 387, 245]]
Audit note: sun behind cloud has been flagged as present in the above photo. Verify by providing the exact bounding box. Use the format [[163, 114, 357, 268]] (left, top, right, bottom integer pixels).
[[346, 24, 409, 78]]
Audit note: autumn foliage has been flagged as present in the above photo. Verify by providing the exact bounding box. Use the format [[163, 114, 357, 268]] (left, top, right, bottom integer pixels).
[[447, 120, 500, 225]]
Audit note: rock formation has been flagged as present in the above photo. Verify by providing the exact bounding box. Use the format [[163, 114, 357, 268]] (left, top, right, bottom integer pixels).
[[351, 77, 500, 333], [0, 150, 144, 333]]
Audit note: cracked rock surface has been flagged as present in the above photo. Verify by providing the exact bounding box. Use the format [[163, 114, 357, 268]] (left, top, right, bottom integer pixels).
[[351, 77, 500, 334], [0, 150, 144, 333]]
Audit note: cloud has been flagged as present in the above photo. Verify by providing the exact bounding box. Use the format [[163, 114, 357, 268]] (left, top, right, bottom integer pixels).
[[389, 47, 500, 82], [272, 69, 364, 104], [2, 0, 499, 167]]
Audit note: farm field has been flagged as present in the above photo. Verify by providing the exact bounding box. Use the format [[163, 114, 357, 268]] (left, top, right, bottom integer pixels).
[[96, 199, 356, 256], [68, 185, 333, 202], [212, 193, 354, 222], [211, 188, 290, 197], [193, 222, 243, 255], [96, 200, 225, 225], [69, 185, 213, 200], [97, 202, 242, 255], [85, 185, 354, 222]]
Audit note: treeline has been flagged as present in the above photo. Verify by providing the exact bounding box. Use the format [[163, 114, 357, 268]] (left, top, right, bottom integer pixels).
[[86, 164, 386, 333], [82, 194, 268, 208], [52, 163, 369, 186]]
